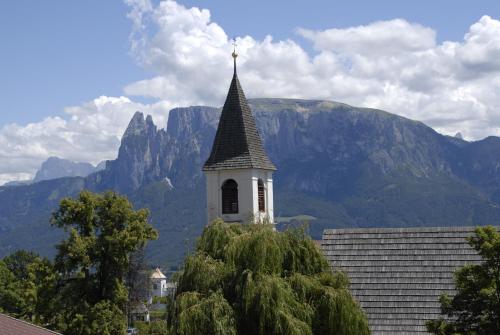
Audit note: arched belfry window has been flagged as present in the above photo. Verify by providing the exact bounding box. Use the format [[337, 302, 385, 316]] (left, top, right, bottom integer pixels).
[[222, 179, 238, 214], [258, 179, 265, 212]]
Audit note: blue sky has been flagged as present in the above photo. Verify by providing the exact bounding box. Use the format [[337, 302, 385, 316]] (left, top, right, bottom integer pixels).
[[0, 1, 139, 125], [1, 0, 499, 126], [191, 0, 497, 42], [1, 0, 500, 183]]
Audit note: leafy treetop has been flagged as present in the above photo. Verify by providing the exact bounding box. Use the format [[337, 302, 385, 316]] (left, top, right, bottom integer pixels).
[[427, 226, 500, 335], [169, 220, 370, 335]]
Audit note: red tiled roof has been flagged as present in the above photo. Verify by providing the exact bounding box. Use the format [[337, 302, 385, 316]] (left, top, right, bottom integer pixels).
[[0, 314, 61, 335]]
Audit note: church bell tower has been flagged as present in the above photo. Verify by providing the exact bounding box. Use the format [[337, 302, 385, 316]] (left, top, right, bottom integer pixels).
[[203, 48, 277, 224]]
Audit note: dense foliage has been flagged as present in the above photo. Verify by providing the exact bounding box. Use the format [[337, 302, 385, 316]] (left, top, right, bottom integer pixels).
[[53, 190, 158, 334], [0, 250, 59, 326], [136, 320, 170, 335], [169, 220, 370, 335], [0, 190, 158, 335], [427, 226, 500, 335]]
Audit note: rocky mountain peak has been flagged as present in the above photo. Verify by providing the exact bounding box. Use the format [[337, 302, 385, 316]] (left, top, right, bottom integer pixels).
[[93, 111, 166, 193], [146, 114, 155, 127], [33, 156, 102, 183], [123, 111, 157, 138], [167, 106, 220, 139]]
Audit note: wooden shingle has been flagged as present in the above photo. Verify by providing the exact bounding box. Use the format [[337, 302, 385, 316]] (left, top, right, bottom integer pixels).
[[202, 69, 276, 171], [321, 226, 487, 335]]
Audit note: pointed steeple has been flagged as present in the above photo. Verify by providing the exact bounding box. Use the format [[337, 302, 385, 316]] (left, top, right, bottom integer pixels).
[[203, 49, 276, 171]]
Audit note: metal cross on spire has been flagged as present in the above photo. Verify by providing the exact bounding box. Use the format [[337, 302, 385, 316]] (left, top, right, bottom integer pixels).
[[231, 38, 238, 74]]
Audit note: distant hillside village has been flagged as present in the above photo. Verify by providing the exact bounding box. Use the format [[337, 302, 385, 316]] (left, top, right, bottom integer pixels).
[[1, 51, 499, 335]]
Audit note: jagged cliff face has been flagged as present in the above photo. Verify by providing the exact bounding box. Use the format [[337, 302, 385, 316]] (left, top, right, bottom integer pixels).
[[163, 106, 220, 188], [3, 98, 500, 265], [252, 99, 453, 196], [91, 113, 166, 193], [88, 107, 219, 193], [90, 99, 491, 198]]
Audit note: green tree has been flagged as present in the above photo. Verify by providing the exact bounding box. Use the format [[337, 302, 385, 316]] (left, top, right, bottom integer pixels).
[[3, 250, 38, 281], [136, 320, 170, 335], [149, 320, 169, 335], [23, 256, 60, 327], [169, 220, 369, 335], [52, 190, 158, 334], [427, 226, 500, 335], [0, 251, 58, 327], [0, 260, 25, 316]]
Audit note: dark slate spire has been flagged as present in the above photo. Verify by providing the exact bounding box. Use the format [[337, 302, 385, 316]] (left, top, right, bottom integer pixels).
[[203, 51, 276, 171]]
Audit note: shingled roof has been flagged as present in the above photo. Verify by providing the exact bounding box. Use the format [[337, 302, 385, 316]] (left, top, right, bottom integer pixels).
[[0, 313, 61, 335], [203, 62, 276, 171], [321, 226, 485, 335]]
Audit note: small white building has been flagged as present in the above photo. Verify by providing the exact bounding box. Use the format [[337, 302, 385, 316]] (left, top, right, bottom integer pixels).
[[203, 52, 277, 224], [150, 268, 176, 300], [150, 268, 167, 298]]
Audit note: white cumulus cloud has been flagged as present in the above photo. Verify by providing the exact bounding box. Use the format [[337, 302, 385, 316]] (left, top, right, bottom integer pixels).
[[297, 19, 436, 55], [0, 96, 170, 184], [125, 1, 500, 141]]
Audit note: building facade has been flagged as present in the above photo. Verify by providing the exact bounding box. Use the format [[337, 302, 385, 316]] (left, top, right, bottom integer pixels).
[[203, 52, 276, 224], [150, 267, 175, 298]]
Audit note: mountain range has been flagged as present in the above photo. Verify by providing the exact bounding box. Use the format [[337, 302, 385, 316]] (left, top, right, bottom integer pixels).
[[1, 98, 500, 267], [33, 157, 105, 183], [4, 157, 105, 186]]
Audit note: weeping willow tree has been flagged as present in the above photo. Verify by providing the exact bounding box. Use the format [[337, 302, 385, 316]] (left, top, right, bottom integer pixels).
[[169, 220, 370, 335]]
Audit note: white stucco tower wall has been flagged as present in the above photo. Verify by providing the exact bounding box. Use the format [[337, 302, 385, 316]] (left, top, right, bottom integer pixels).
[[203, 52, 277, 225], [206, 169, 274, 224], [150, 268, 167, 298]]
